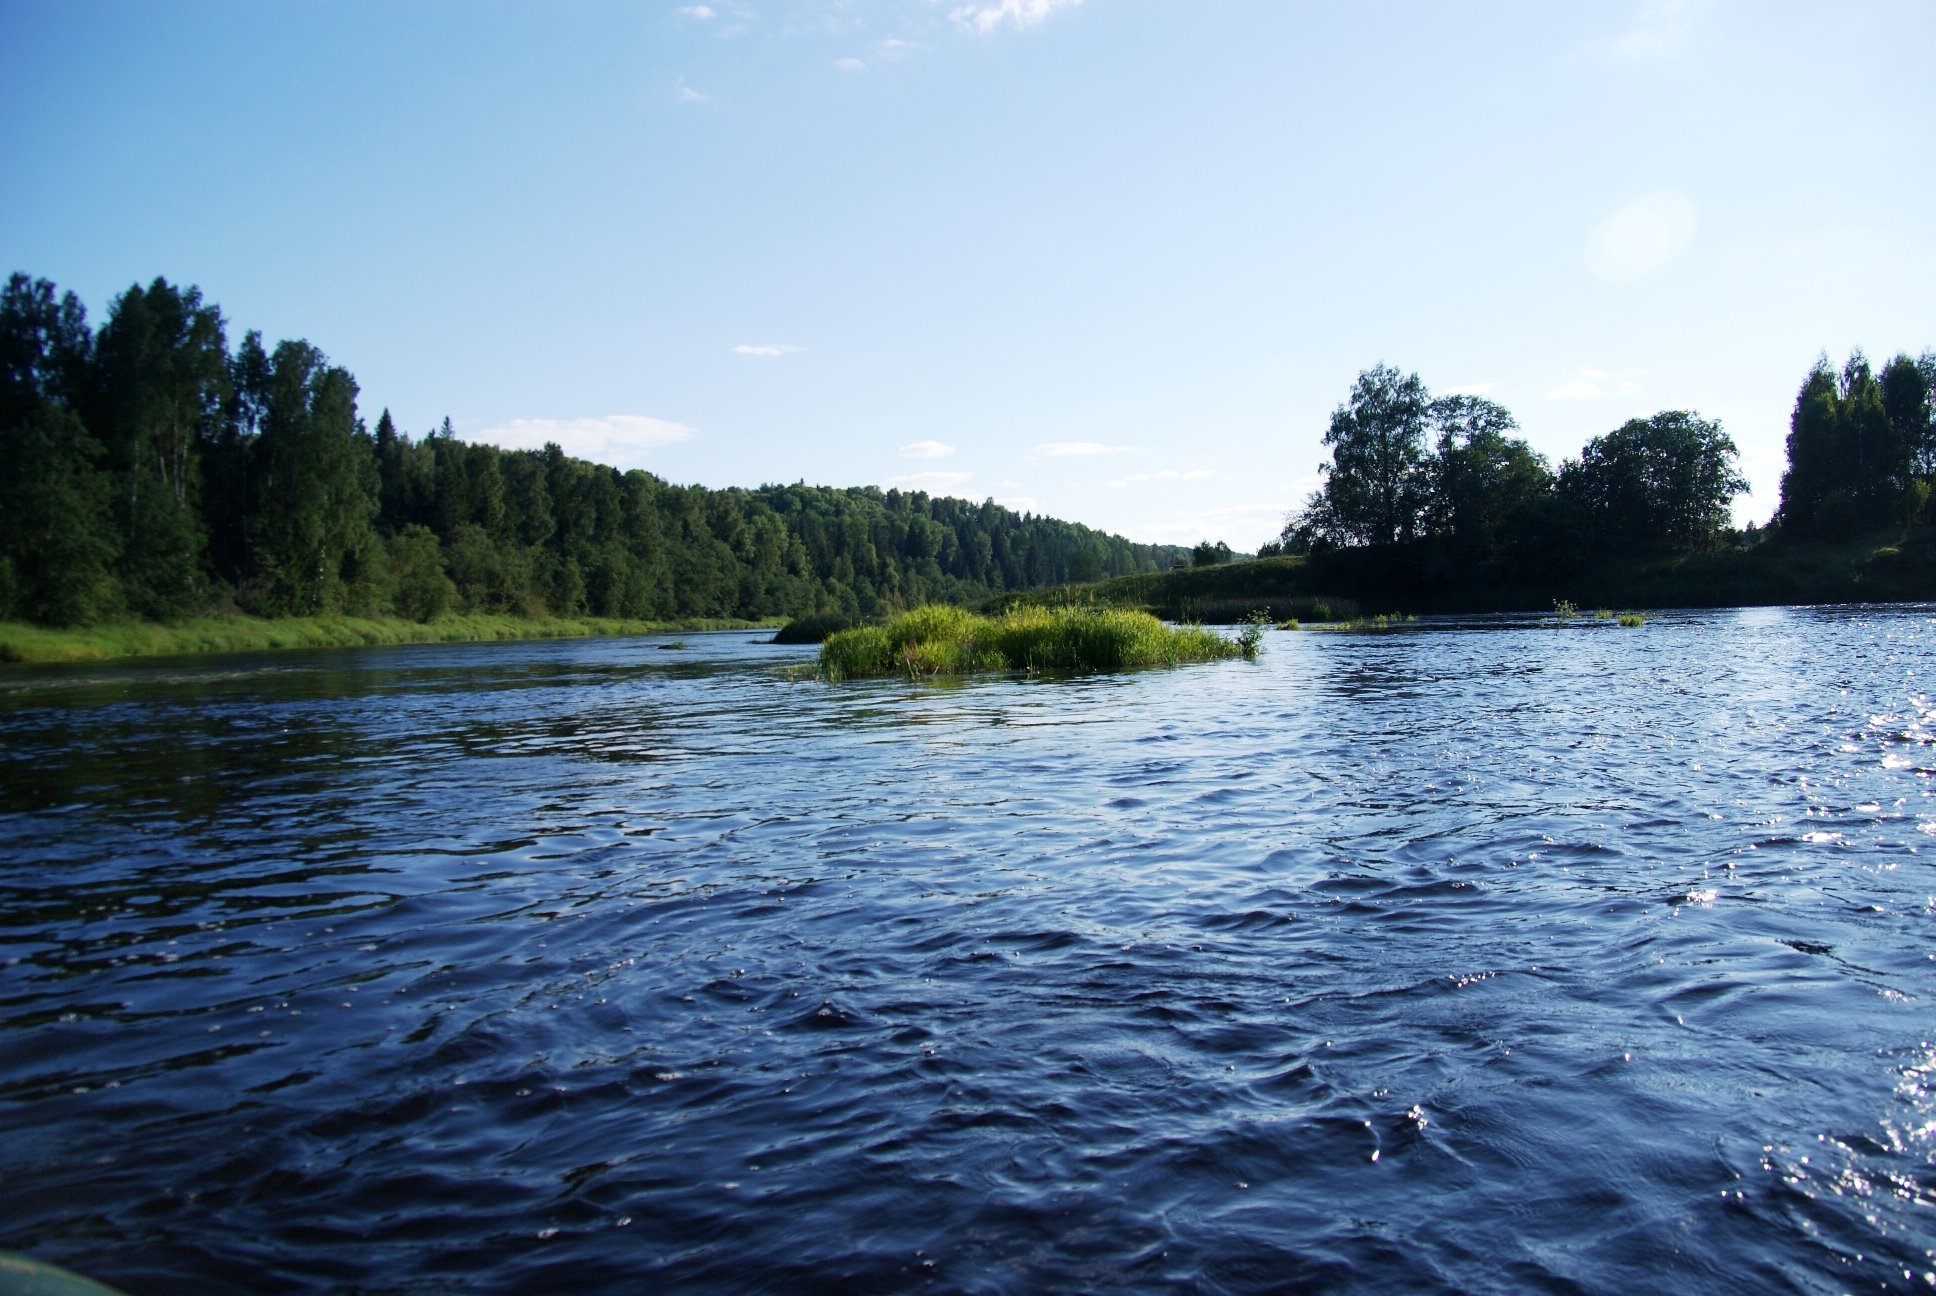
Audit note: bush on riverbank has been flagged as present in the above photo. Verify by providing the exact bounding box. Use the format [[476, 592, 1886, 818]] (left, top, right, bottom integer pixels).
[[771, 611, 858, 644], [819, 604, 1250, 680], [0, 613, 774, 664]]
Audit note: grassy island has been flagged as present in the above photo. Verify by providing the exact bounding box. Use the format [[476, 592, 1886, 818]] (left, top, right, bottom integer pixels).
[[0, 613, 777, 665], [818, 604, 1253, 681]]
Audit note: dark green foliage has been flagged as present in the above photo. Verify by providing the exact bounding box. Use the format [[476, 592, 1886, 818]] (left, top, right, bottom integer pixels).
[[0, 271, 1185, 629], [387, 525, 456, 622], [1559, 411, 1746, 554], [249, 341, 383, 614], [1192, 539, 1234, 567], [0, 404, 121, 624], [0, 275, 118, 624], [1306, 363, 1433, 547], [1426, 397, 1552, 562], [773, 612, 856, 644], [1779, 351, 1931, 538], [91, 278, 228, 617]]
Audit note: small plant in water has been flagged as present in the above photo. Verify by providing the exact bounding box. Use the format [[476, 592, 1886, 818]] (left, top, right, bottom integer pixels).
[[1618, 612, 1647, 627], [1595, 608, 1614, 620], [1552, 599, 1578, 622], [659, 640, 688, 650], [1235, 611, 1269, 660], [1278, 618, 1301, 631]]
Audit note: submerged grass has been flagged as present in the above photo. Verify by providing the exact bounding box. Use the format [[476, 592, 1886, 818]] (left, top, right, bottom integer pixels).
[[818, 603, 1249, 681], [0, 613, 775, 664]]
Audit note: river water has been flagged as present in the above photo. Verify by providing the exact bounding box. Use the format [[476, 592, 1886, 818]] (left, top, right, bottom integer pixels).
[[2, 607, 1933, 1294]]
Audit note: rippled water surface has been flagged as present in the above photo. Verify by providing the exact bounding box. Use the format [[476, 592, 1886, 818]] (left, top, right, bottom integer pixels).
[[3, 607, 1935, 1294]]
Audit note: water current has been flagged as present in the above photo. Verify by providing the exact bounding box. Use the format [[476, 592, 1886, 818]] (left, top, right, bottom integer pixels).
[[2, 606, 1933, 1294]]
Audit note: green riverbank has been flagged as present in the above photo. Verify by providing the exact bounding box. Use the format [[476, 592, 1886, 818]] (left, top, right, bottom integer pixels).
[[0, 613, 779, 664]]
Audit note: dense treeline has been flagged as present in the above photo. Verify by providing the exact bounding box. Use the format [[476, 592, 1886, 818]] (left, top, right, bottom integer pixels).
[[1269, 353, 1935, 585], [1777, 351, 1936, 539], [0, 273, 1183, 628]]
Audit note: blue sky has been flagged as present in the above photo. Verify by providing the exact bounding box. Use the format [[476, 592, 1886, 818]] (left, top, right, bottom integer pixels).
[[4, 0, 1931, 548]]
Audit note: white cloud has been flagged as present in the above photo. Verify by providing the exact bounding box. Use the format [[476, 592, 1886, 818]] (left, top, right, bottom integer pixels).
[[1108, 468, 1217, 489], [950, 0, 1082, 35], [1544, 379, 1602, 400], [878, 36, 922, 58], [899, 440, 956, 459], [885, 470, 973, 494], [998, 479, 1023, 488], [678, 4, 716, 18], [471, 415, 695, 467], [1031, 440, 1133, 458], [1584, 190, 1697, 283], [733, 343, 804, 357], [994, 495, 1038, 513], [833, 56, 866, 72], [677, 77, 710, 102], [1444, 382, 1496, 397]]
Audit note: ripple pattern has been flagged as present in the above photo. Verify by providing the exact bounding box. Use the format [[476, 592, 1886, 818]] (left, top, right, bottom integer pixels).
[[2, 608, 1934, 1294]]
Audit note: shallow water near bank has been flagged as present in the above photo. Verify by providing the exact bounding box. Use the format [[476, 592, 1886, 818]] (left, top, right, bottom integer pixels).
[[2, 608, 1933, 1294]]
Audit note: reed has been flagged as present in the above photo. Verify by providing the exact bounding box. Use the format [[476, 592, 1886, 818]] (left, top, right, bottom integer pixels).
[[818, 604, 1246, 680]]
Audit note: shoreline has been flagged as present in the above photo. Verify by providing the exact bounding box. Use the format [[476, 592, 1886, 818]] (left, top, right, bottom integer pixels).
[[0, 613, 781, 665]]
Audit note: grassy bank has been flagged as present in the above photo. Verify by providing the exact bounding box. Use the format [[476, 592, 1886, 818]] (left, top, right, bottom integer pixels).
[[0, 613, 778, 665], [819, 604, 1252, 680], [998, 527, 1936, 622]]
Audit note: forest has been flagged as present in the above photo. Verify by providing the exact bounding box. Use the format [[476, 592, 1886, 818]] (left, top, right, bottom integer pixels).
[[0, 273, 1185, 629]]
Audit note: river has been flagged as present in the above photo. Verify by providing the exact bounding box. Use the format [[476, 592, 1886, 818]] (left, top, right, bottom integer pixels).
[[2, 607, 1932, 1293]]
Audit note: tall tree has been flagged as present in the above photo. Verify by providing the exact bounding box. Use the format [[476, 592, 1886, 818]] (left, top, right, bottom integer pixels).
[[1424, 394, 1550, 560], [249, 341, 382, 613], [1777, 351, 1921, 538], [0, 275, 118, 624], [1561, 411, 1745, 552], [1308, 363, 1433, 546], [91, 278, 228, 617]]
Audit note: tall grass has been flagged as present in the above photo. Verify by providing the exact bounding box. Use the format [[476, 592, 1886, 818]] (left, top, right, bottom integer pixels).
[[0, 613, 775, 664], [818, 604, 1248, 680]]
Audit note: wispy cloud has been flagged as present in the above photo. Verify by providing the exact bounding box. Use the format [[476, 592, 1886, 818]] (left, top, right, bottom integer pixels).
[[878, 36, 922, 58], [1544, 365, 1646, 401], [950, 0, 1083, 35], [1584, 190, 1698, 283], [733, 343, 804, 357], [1137, 503, 1290, 546], [677, 4, 716, 19], [899, 440, 956, 459], [676, 76, 710, 102], [1108, 468, 1216, 489], [994, 496, 1037, 513], [1031, 440, 1133, 458], [472, 415, 695, 467], [833, 56, 866, 72], [1444, 382, 1496, 397], [885, 470, 973, 494], [1601, 0, 1704, 60]]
